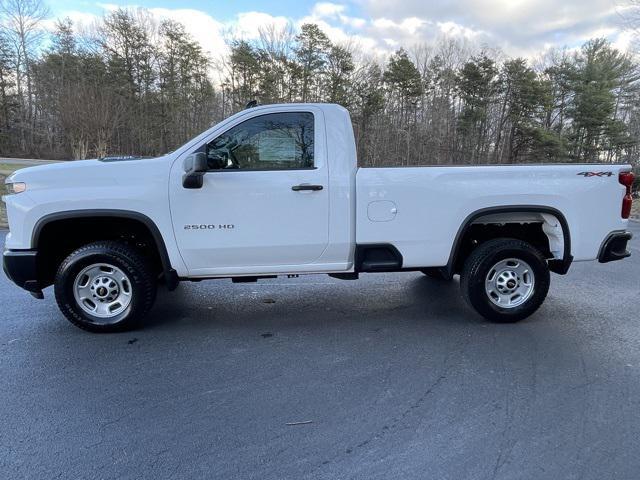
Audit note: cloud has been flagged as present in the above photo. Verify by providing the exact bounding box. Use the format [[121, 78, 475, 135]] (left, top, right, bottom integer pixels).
[[358, 0, 634, 55], [53, 4, 293, 60], [49, 0, 635, 78], [371, 17, 427, 35], [613, 30, 635, 52], [298, 5, 383, 55], [146, 7, 227, 57], [231, 11, 290, 40], [312, 2, 346, 17], [96, 3, 119, 11], [300, 3, 494, 57], [437, 21, 485, 40], [43, 11, 101, 32], [309, 2, 367, 29]]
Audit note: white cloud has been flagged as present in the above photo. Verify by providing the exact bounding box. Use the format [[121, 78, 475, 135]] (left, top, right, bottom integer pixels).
[[360, 0, 635, 55], [53, 4, 293, 61], [309, 2, 367, 29], [372, 17, 426, 35], [49, 0, 636, 80], [612, 30, 635, 52], [43, 11, 101, 32], [342, 16, 366, 29], [96, 3, 120, 12], [231, 12, 290, 40], [146, 7, 227, 57], [312, 2, 346, 17], [297, 16, 381, 53], [437, 21, 484, 40]]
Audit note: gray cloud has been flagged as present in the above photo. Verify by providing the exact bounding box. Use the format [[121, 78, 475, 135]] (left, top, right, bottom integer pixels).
[[351, 0, 633, 55]]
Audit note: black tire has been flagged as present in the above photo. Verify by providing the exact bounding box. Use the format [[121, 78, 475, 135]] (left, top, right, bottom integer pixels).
[[54, 241, 157, 333], [420, 268, 450, 280], [460, 238, 550, 323]]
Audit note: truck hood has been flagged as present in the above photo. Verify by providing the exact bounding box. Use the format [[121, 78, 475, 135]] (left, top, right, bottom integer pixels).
[[7, 159, 100, 183], [6, 156, 170, 190]]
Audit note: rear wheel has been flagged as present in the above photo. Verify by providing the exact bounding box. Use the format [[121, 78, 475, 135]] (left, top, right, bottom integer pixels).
[[54, 241, 157, 333], [460, 238, 550, 323]]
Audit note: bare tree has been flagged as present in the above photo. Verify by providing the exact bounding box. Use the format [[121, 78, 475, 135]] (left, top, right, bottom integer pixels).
[[0, 0, 49, 151]]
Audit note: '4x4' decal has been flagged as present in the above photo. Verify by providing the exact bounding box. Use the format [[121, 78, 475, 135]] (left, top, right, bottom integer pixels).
[[577, 171, 614, 177]]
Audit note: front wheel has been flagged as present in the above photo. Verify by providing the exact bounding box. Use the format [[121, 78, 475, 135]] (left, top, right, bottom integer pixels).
[[460, 238, 550, 323], [54, 241, 157, 333]]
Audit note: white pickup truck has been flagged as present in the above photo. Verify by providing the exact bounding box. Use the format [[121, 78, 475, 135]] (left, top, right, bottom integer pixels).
[[2, 104, 635, 332]]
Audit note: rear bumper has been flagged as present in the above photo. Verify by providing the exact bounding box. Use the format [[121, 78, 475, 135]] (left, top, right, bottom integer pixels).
[[2, 249, 43, 297], [598, 231, 633, 263]]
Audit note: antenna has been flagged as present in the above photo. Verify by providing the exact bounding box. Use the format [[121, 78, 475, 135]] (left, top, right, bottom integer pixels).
[[245, 100, 258, 109]]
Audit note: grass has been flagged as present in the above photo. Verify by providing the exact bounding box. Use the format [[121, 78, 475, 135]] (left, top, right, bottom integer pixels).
[[0, 164, 22, 227], [0, 163, 24, 175], [0, 173, 7, 228]]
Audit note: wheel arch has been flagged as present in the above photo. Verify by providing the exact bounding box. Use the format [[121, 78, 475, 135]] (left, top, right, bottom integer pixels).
[[445, 205, 572, 278], [32, 209, 178, 289]]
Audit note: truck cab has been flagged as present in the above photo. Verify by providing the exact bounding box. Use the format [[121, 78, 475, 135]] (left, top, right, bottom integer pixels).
[[169, 104, 356, 276]]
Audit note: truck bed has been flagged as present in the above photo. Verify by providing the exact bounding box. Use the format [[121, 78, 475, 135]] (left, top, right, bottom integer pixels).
[[356, 164, 631, 268]]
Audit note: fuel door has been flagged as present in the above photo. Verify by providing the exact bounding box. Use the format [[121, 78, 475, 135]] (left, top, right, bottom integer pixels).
[[367, 200, 398, 222]]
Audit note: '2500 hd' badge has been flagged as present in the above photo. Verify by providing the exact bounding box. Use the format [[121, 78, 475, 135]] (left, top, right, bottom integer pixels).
[[184, 224, 235, 230]]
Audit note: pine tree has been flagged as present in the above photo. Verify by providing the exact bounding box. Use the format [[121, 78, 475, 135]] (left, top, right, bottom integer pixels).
[[569, 39, 638, 161], [456, 54, 498, 162], [495, 58, 562, 161], [294, 24, 331, 102], [227, 40, 260, 108], [383, 48, 423, 125], [326, 45, 354, 105]]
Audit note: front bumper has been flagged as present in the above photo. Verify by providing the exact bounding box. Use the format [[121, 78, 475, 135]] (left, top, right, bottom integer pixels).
[[2, 249, 43, 298], [598, 231, 633, 263]]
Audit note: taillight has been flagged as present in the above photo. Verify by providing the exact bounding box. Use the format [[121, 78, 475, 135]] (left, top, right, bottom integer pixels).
[[619, 172, 634, 219]]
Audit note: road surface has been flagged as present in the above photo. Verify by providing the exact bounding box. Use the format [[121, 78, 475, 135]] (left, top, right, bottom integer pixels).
[[1, 223, 640, 479]]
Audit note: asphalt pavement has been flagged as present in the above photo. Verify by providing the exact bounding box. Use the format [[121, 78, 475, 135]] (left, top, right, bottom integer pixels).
[[1, 223, 640, 480]]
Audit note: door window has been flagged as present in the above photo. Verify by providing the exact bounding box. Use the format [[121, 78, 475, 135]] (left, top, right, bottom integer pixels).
[[206, 112, 315, 170]]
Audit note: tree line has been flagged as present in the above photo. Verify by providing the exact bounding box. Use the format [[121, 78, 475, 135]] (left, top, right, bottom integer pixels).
[[0, 0, 639, 168], [1, 2, 217, 159]]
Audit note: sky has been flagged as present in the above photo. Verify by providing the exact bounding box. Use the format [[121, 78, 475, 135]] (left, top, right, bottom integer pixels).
[[48, 0, 638, 60]]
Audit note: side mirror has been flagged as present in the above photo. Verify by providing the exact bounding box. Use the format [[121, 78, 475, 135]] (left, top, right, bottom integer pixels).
[[182, 153, 208, 189]]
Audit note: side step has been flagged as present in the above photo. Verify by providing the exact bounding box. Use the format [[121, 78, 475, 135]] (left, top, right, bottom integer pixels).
[[355, 244, 403, 272]]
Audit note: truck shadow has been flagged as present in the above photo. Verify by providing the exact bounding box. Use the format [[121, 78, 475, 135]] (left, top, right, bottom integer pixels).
[[142, 274, 483, 332]]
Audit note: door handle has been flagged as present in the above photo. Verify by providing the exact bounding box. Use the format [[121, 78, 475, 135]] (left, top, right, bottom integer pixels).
[[292, 184, 323, 191]]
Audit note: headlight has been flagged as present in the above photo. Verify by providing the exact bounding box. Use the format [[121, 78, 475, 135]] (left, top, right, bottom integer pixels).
[[4, 182, 26, 194]]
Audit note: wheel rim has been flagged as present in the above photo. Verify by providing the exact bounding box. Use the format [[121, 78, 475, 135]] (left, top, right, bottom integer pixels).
[[73, 263, 133, 321], [485, 258, 535, 309]]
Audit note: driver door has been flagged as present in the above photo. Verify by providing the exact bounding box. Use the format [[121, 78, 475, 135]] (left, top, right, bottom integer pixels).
[[169, 110, 330, 276]]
